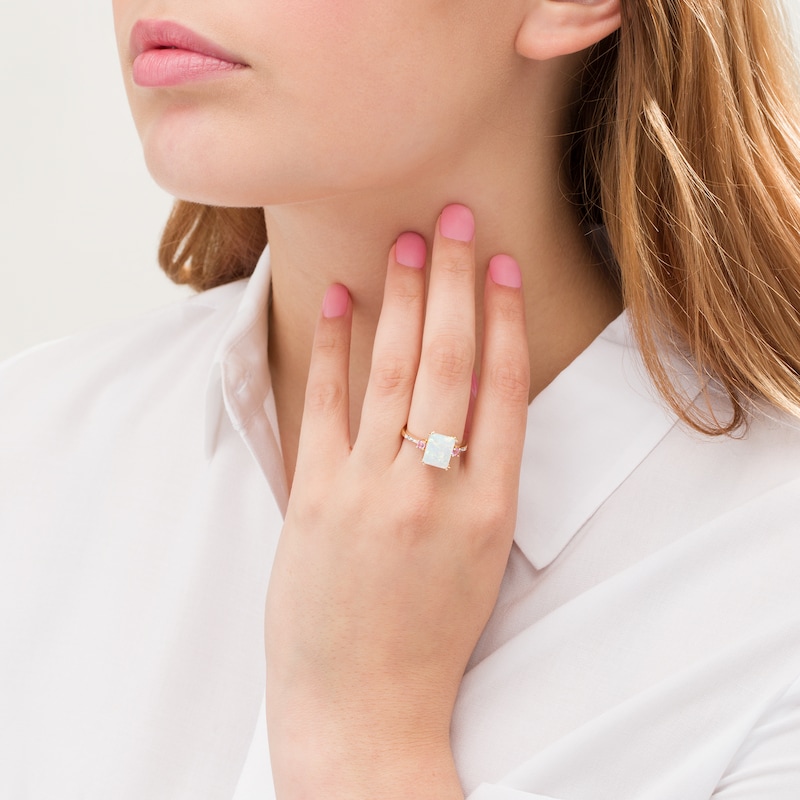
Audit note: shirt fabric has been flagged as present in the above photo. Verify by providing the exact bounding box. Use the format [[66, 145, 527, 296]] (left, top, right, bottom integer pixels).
[[1, 246, 799, 799]]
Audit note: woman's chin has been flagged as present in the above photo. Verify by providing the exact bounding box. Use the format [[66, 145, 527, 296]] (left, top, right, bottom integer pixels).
[[136, 119, 425, 209], [144, 159, 377, 210], [142, 155, 298, 209], [139, 139, 348, 209]]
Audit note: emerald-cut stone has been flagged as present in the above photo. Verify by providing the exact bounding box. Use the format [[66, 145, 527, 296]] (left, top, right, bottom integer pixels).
[[422, 433, 458, 470]]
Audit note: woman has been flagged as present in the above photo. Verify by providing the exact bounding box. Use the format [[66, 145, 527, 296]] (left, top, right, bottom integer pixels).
[[2, 0, 799, 797]]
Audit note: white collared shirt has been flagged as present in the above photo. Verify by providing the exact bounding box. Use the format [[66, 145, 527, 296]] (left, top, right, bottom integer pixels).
[[1, 247, 799, 799]]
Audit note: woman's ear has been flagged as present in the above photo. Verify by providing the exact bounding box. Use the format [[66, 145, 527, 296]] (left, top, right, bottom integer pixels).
[[516, 0, 621, 61]]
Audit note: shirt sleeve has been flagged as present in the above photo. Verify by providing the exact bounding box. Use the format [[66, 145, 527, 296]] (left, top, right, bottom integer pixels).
[[467, 674, 800, 800], [711, 673, 800, 798], [468, 788, 558, 800]]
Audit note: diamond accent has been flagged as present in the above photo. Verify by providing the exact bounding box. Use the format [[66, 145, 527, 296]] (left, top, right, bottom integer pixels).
[[422, 433, 458, 470]]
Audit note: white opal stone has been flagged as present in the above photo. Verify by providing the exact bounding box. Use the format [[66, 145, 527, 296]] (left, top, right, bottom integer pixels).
[[422, 433, 457, 469]]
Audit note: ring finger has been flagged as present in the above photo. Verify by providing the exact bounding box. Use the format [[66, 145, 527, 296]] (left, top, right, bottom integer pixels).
[[403, 204, 476, 469]]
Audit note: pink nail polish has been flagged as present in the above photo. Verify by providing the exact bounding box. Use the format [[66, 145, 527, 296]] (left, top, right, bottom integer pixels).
[[395, 232, 427, 269], [439, 204, 475, 242], [322, 284, 350, 318], [489, 254, 522, 288]]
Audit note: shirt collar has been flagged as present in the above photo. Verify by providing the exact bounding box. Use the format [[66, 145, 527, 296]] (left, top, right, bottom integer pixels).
[[205, 248, 698, 565], [516, 313, 696, 569], [205, 246, 289, 511]]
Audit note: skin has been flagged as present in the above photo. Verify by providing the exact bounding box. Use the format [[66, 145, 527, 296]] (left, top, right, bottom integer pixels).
[[113, 0, 621, 795]]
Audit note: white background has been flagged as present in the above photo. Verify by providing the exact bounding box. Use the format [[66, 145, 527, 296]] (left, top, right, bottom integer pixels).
[[1, 3, 799, 361], [0, 4, 183, 362]]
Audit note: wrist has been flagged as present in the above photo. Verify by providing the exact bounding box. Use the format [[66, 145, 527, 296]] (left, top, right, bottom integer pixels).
[[268, 708, 464, 800]]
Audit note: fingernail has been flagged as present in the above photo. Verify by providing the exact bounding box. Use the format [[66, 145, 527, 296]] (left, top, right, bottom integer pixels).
[[395, 232, 427, 269], [322, 284, 350, 318], [471, 371, 479, 398], [439, 204, 475, 242], [489, 254, 522, 288]]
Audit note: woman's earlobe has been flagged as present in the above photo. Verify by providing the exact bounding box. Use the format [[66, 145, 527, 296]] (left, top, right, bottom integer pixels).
[[515, 0, 621, 61]]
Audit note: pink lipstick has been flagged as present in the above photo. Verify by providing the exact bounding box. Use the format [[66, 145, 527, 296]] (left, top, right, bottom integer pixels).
[[130, 20, 248, 88]]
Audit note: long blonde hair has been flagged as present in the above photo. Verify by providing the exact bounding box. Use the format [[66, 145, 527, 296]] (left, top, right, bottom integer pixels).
[[159, 0, 800, 435]]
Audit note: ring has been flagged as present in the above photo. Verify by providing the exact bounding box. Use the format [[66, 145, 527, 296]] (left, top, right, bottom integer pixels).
[[401, 427, 468, 470]]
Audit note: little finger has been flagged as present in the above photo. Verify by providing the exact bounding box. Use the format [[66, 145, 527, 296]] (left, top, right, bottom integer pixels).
[[467, 255, 530, 486]]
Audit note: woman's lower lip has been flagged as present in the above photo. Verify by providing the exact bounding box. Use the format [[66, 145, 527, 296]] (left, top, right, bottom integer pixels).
[[132, 49, 247, 88]]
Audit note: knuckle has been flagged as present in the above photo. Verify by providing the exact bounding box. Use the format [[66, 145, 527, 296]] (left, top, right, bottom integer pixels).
[[426, 333, 474, 386], [391, 284, 422, 310], [305, 379, 346, 417], [437, 247, 471, 277], [472, 492, 513, 540], [372, 356, 415, 395], [492, 290, 523, 323], [402, 494, 432, 529], [394, 490, 438, 542], [486, 357, 530, 403], [480, 499, 510, 532], [315, 326, 345, 355], [291, 493, 327, 527]]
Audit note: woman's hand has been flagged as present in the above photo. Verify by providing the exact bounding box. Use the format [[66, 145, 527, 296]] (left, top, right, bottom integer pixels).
[[264, 204, 530, 799]]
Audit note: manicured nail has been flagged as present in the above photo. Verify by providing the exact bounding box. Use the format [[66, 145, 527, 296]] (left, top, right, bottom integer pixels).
[[322, 284, 350, 318], [439, 204, 475, 242], [489, 254, 522, 288], [395, 232, 427, 269]]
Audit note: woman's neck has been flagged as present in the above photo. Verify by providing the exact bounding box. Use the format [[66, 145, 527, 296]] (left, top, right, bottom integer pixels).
[[265, 147, 622, 484]]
